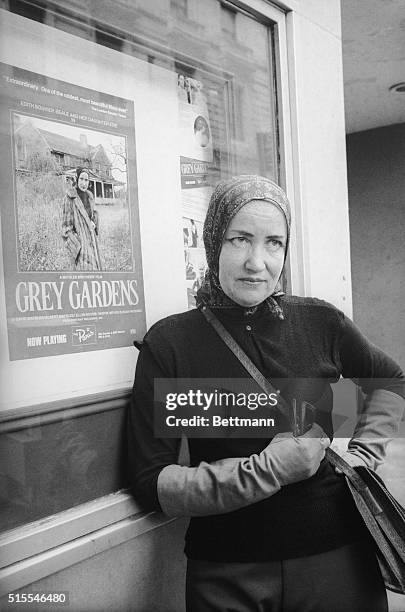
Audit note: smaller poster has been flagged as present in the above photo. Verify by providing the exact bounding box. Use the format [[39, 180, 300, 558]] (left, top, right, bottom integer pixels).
[[177, 75, 213, 163], [177, 75, 214, 308]]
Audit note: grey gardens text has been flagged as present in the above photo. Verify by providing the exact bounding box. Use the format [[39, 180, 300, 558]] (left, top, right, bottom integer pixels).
[[15, 280, 140, 312]]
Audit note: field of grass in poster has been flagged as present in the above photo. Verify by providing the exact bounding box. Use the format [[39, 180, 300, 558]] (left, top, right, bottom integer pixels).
[[13, 114, 133, 273]]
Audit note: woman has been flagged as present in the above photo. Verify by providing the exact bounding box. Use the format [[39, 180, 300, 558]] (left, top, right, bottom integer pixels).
[[62, 167, 102, 270], [194, 116, 210, 148], [128, 175, 404, 611]]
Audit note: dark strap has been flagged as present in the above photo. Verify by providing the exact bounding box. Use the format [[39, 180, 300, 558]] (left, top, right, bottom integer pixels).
[[200, 305, 381, 511], [199, 305, 293, 428]]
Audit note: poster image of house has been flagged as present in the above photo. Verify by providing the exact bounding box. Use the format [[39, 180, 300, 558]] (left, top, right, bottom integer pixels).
[[13, 113, 133, 272]]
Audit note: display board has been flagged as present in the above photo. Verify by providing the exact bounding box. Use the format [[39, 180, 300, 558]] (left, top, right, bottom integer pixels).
[[177, 72, 228, 308], [0, 10, 187, 409]]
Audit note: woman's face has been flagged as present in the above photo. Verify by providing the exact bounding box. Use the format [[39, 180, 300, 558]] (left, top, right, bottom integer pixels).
[[77, 172, 89, 192], [218, 199, 287, 307]]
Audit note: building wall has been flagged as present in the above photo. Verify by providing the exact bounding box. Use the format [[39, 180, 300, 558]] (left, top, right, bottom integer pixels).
[[347, 123, 405, 371], [0, 518, 188, 612], [347, 123, 405, 612]]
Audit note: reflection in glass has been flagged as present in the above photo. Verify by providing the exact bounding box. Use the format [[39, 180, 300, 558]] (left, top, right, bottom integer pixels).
[[0, 408, 125, 531]]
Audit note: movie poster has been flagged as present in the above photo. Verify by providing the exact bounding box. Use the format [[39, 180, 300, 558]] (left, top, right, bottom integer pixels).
[[177, 74, 215, 308], [0, 62, 146, 360]]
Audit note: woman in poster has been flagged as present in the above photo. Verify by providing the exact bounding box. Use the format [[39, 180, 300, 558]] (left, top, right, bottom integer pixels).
[[190, 219, 198, 247], [62, 167, 102, 270], [128, 175, 404, 611]]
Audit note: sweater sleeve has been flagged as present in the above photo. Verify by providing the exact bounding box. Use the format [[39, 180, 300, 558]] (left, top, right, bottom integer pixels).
[[338, 314, 405, 396], [337, 314, 405, 468], [127, 341, 181, 511]]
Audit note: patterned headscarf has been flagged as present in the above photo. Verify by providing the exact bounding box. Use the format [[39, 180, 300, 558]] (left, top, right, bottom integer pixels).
[[196, 175, 291, 318], [75, 167, 91, 215], [76, 166, 91, 185]]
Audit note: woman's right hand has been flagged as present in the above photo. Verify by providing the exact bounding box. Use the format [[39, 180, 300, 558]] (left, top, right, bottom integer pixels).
[[266, 423, 330, 486]]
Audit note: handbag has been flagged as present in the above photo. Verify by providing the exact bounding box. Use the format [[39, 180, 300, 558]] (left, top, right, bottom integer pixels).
[[326, 447, 405, 593], [199, 304, 405, 593]]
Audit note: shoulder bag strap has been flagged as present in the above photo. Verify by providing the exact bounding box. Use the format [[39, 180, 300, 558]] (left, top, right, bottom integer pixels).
[[199, 305, 293, 429]]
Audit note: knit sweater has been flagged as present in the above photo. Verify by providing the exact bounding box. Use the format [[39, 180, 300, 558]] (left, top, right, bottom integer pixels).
[[127, 296, 405, 561]]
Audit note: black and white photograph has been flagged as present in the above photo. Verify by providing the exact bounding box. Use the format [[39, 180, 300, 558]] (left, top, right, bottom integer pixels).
[[0, 1, 404, 612], [13, 114, 132, 272]]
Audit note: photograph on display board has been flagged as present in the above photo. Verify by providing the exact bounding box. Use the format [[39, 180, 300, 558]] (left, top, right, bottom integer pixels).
[[177, 74, 213, 162], [183, 216, 206, 308], [0, 62, 146, 360], [193, 115, 210, 148], [13, 114, 132, 273]]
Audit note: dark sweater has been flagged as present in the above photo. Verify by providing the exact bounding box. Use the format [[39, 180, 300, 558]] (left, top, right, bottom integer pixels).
[[127, 296, 405, 560]]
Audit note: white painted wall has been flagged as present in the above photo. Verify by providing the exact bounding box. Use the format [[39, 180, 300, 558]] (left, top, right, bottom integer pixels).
[[285, 1, 352, 315]]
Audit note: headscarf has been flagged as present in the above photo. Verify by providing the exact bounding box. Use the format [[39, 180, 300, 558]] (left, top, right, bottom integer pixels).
[[75, 167, 91, 217], [196, 175, 291, 319]]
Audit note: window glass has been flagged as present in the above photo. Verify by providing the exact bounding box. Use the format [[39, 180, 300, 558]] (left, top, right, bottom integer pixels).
[[0, 406, 126, 531], [0, 0, 280, 530]]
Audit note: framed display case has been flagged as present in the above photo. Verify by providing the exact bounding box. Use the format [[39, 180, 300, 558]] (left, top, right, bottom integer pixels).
[[0, 0, 283, 532]]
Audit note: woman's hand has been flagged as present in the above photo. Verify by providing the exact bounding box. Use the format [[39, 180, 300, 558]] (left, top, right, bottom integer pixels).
[[267, 423, 330, 486], [332, 449, 369, 474]]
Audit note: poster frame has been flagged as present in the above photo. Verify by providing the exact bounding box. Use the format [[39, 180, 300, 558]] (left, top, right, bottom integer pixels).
[[0, 9, 187, 412]]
